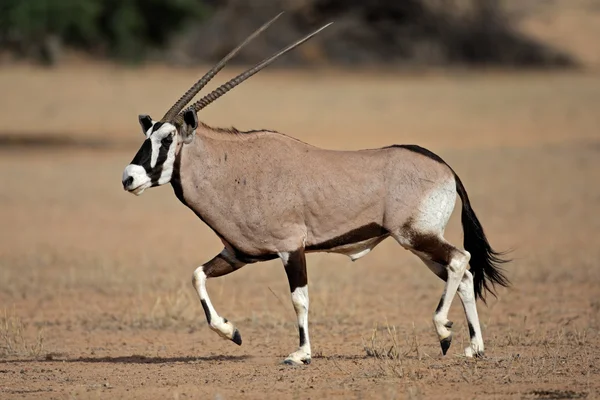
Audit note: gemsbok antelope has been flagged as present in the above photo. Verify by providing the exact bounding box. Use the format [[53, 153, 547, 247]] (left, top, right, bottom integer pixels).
[[121, 13, 510, 365]]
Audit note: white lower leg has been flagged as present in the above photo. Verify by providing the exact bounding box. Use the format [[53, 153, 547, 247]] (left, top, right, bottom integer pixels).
[[192, 266, 241, 344], [433, 251, 471, 353], [457, 270, 485, 357], [285, 285, 311, 365]]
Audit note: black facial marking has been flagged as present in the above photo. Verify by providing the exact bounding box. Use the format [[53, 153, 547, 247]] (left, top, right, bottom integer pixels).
[[151, 122, 164, 133], [201, 299, 211, 324], [468, 322, 476, 339], [149, 142, 170, 186], [299, 326, 307, 347], [284, 250, 308, 293], [306, 223, 388, 252], [130, 139, 153, 173], [161, 135, 173, 146]]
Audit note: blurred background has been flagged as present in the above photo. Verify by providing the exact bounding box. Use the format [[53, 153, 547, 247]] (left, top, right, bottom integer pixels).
[[1, 1, 599, 398], [2, 0, 598, 68]]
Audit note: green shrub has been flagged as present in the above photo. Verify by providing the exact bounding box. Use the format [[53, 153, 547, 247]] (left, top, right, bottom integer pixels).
[[0, 0, 210, 64]]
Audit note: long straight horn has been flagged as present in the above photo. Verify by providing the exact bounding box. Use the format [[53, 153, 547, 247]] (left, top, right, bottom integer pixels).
[[161, 12, 284, 122], [185, 22, 333, 113]]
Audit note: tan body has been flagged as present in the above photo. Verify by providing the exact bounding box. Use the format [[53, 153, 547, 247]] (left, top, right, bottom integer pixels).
[[175, 125, 456, 260]]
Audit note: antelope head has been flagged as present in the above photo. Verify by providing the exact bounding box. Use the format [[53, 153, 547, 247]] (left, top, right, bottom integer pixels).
[[121, 13, 332, 195]]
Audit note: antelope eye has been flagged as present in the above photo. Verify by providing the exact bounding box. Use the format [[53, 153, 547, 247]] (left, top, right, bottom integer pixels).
[[162, 134, 173, 146]]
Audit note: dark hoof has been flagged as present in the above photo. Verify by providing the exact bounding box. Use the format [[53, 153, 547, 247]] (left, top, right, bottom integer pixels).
[[440, 335, 452, 355], [282, 358, 311, 366], [444, 321, 453, 329], [474, 351, 485, 359], [232, 329, 242, 346]]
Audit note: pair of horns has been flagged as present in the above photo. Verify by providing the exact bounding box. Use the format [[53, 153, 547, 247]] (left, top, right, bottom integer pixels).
[[161, 12, 332, 124]]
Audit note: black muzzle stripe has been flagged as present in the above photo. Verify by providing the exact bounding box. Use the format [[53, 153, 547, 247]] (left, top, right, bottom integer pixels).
[[130, 139, 153, 173]]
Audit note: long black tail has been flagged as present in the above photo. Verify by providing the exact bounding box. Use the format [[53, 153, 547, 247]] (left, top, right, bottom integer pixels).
[[454, 173, 511, 303]]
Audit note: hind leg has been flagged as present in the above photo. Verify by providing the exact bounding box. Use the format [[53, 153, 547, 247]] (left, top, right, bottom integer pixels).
[[411, 253, 485, 357], [395, 233, 470, 355]]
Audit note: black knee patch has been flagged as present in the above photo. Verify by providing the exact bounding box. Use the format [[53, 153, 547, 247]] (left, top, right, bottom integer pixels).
[[436, 295, 445, 313], [201, 299, 211, 324], [468, 322, 476, 340], [299, 326, 307, 347]]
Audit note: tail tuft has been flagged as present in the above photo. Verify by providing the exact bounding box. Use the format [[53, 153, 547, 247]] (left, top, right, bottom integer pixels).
[[455, 174, 511, 303]]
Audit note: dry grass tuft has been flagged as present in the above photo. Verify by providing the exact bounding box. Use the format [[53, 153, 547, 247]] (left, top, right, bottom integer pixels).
[[363, 321, 424, 361], [0, 308, 45, 359], [363, 320, 428, 379], [128, 284, 199, 330]]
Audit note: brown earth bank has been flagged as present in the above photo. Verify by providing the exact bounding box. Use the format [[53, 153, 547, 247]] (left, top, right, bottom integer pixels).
[[0, 65, 599, 399]]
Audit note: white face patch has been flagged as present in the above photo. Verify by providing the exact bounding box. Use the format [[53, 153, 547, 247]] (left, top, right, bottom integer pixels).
[[122, 164, 151, 196], [157, 132, 178, 185], [150, 136, 161, 168]]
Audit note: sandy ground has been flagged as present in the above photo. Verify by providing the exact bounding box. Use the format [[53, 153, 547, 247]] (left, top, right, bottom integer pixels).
[[0, 64, 599, 399]]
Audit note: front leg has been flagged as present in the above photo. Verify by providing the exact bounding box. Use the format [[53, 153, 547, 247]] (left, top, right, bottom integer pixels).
[[192, 250, 246, 345], [280, 250, 311, 365]]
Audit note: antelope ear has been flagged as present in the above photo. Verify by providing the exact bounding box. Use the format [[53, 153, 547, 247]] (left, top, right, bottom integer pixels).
[[138, 114, 153, 135], [181, 109, 198, 144], [183, 109, 198, 130]]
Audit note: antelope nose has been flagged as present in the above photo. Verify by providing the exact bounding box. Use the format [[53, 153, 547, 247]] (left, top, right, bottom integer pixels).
[[122, 175, 133, 190]]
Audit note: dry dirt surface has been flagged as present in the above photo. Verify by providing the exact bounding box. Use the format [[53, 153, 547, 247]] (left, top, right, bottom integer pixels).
[[0, 64, 599, 399]]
